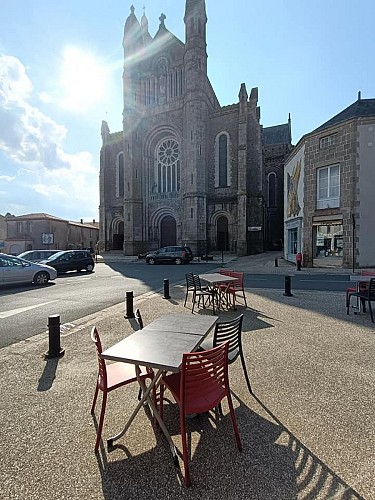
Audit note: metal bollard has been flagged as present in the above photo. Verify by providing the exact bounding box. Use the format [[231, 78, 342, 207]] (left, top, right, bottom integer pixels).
[[283, 275, 293, 297], [274, 258, 278, 267], [45, 314, 65, 359], [125, 291, 135, 318], [163, 278, 171, 299]]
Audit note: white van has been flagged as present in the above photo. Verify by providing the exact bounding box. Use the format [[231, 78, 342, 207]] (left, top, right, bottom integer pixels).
[[17, 250, 61, 263]]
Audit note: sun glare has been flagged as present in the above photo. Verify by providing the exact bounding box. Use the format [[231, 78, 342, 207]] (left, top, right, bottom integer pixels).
[[60, 47, 107, 112]]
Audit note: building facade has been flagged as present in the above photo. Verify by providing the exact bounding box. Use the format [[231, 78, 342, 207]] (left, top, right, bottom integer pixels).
[[284, 95, 375, 268], [3, 213, 99, 255], [99, 1, 291, 256]]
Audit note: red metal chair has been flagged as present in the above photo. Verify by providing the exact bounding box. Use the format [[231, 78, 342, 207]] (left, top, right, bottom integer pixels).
[[218, 270, 247, 308], [159, 342, 242, 487], [90, 326, 153, 452]]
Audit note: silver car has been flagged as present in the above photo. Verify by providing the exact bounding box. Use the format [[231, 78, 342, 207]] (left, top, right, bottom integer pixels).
[[0, 253, 57, 286]]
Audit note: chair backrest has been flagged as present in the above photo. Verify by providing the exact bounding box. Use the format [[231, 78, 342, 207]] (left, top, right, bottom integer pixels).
[[369, 278, 375, 297], [192, 274, 205, 291], [185, 273, 195, 291], [91, 326, 107, 388], [180, 342, 230, 415], [135, 308, 144, 329], [219, 269, 234, 276], [228, 271, 244, 291], [213, 314, 243, 364]]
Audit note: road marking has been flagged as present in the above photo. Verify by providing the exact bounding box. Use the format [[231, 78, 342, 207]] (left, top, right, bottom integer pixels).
[[299, 279, 348, 283], [0, 301, 58, 319]]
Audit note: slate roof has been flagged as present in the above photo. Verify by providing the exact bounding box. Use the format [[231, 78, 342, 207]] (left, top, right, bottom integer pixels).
[[313, 98, 375, 133], [262, 123, 291, 145]]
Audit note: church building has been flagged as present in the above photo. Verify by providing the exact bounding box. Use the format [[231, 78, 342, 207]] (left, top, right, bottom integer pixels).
[[99, 1, 292, 256]]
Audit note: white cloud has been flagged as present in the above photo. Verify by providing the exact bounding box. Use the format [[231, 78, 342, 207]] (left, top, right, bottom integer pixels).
[[0, 54, 99, 219], [38, 91, 54, 104]]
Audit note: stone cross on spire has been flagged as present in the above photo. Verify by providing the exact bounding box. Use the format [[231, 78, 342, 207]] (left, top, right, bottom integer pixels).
[[159, 13, 166, 27], [130, 5, 135, 15]]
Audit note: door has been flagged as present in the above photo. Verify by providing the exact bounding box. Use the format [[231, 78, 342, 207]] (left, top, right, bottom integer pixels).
[[161, 216, 176, 247], [217, 216, 229, 251]]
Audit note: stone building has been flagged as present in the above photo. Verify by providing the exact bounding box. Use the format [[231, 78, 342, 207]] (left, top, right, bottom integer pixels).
[[284, 94, 375, 268], [99, 1, 292, 256], [3, 213, 99, 255]]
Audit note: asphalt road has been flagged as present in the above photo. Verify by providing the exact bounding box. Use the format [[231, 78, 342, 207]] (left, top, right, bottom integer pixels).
[[0, 261, 352, 348]]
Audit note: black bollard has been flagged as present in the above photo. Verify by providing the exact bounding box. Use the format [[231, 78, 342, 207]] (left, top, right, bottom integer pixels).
[[45, 314, 65, 359], [283, 275, 293, 297], [125, 291, 135, 318], [163, 278, 171, 299], [275, 258, 278, 267]]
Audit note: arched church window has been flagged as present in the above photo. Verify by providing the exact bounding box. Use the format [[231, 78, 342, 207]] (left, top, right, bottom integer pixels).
[[116, 152, 124, 198], [219, 134, 228, 187], [215, 132, 231, 188], [156, 139, 180, 193], [268, 172, 277, 207]]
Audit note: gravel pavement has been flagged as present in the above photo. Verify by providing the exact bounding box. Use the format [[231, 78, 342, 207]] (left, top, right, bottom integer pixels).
[[0, 253, 373, 499]]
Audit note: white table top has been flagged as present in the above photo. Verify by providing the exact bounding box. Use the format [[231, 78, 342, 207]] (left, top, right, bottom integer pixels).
[[199, 272, 239, 285], [101, 314, 218, 372]]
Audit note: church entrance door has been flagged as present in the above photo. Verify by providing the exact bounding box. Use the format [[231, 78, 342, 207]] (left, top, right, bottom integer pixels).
[[112, 221, 124, 250], [160, 216, 176, 247], [217, 216, 229, 251]]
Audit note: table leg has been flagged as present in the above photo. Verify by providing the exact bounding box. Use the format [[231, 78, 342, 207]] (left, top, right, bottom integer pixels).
[[107, 368, 178, 464]]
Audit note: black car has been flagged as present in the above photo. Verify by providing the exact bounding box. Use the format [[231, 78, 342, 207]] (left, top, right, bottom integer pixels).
[[40, 250, 95, 274], [145, 246, 193, 265]]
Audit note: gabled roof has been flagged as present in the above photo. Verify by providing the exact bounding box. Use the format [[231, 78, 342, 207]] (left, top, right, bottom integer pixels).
[[6, 213, 67, 221], [262, 123, 291, 145], [313, 98, 375, 133]]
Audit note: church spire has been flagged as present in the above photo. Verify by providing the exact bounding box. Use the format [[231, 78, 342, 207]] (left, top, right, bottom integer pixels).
[[123, 5, 141, 53], [140, 8, 152, 43], [184, 0, 207, 46]]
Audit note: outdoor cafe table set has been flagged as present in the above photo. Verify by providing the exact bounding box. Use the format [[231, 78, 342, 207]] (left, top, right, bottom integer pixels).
[[100, 313, 218, 466]]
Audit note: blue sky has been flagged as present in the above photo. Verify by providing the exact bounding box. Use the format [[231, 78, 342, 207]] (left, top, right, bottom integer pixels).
[[0, 0, 374, 221]]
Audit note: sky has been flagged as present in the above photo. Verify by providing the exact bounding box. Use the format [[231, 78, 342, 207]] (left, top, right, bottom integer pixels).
[[0, 0, 374, 222]]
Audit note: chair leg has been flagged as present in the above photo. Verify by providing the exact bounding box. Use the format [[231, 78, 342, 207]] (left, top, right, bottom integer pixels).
[[242, 290, 247, 307], [91, 381, 99, 414], [159, 384, 165, 420], [368, 300, 374, 323], [95, 391, 107, 452], [346, 295, 351, 315], [180, 413, 191, 487], [239, 352, 253, 395], [226, 394, 242, 452]]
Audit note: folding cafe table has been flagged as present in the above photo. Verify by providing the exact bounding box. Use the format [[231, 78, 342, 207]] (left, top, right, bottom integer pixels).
[[100, 313, 218, 464]]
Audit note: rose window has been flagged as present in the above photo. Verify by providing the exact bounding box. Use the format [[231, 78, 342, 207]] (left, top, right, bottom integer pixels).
[[156, 139, 180, 193], [158, 139, 179, 166]]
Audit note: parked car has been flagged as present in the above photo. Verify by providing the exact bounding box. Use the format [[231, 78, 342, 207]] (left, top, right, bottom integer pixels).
[[17, 249, 62, 263], [145, 246, 193, 265], [40, 250, 95, 274], [0, 253, 57, 286]]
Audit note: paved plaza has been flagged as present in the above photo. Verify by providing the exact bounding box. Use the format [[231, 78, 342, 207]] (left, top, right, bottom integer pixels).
[[0, 254, 373, 499]]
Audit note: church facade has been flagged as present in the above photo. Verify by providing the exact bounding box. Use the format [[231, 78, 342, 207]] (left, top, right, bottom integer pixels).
[[99, 1, 292, 256]]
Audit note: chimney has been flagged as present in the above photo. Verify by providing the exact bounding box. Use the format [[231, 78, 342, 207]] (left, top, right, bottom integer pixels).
[[358, 91, 361, 101], [80, 219, 83, 224], [93, 219, 95, 224]]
